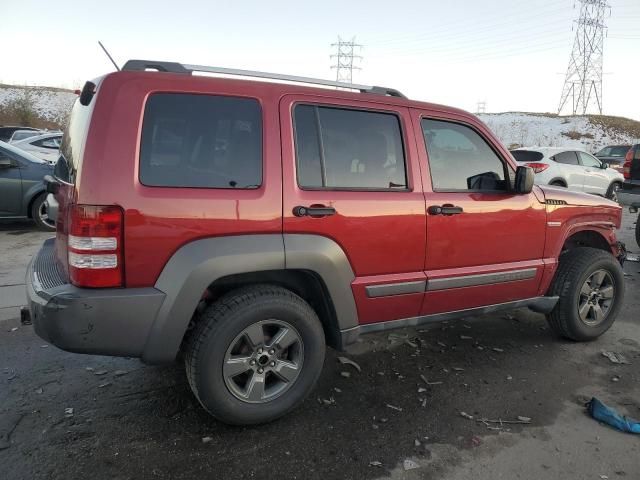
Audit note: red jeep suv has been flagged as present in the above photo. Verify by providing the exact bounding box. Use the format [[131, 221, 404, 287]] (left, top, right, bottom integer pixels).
[[26, 60, 626, 425]]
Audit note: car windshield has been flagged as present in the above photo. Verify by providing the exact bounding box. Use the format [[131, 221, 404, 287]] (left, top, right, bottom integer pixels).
[[0, 140, 46, 164], [596, 146, 630, 157]]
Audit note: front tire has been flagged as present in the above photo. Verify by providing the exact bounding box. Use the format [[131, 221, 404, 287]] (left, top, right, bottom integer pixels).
[[547, 247, 624, 341], [606, 182, 622, 202], [635, 213, 640, 249], [184, 285, 325, 425], [31, 194, 56, 231]]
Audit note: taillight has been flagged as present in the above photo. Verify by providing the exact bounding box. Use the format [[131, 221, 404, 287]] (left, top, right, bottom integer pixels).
[[67, 205, 123, 288], [525, 162, 549, 174], [623, 149, 633, 179]]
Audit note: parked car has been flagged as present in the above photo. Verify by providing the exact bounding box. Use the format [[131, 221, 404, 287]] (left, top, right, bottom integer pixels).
[[511, 147, 624, 201], [594, 144, 631, 174], [9, 129, 44, 143], [0, 126, 39, 143], [26, 60, 626, 425], [0, 141, 55, 230], [616, 143, 640, 247], [11, 132, 62, 164]]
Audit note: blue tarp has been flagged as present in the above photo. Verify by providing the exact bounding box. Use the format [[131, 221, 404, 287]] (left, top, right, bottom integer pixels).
[[588, 397, 640, 434]]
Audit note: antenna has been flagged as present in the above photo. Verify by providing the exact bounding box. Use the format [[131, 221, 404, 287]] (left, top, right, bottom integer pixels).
[[98, 41, 120, 71]]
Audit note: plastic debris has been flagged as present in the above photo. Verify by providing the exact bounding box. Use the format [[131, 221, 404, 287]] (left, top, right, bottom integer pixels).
[[492, 347, 504, 353], [64, 408, 74, 416], [94, 369, 108, 376], [403, 459, 420, 471], [506, 375, 513, 381], [386, 404, 403, 412], [202, 436, 213, 444], [587, 397, 640, 434], [340, 371, 351, 378], [337, 356, 361, 372], [10, 327, 18, 332], [98, 382, 112, 388], [418, 387, 427, 393], [85, 367, 94, 372], [460, 411, 474, 420], [414, 439, 421, 447], [35, 388, 43, 394], [421, 398, 427, 408], [113, 370, 128, 377], [601, 351, 630, 365], [517, 416, 532, 422], [459, 335, 472, 340], [626, 253, 639, 262], [334, 387, 342, 393], [452, 367, 465, 372], [369, 461, 382, 467]]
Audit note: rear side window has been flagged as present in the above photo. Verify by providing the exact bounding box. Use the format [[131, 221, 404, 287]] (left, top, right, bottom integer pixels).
[[293, 105, 407, 190], [510, 150, 544, 163], [140, 93, 262, 189], [553, 151, 579, 165], [421, 119, 508, 191]]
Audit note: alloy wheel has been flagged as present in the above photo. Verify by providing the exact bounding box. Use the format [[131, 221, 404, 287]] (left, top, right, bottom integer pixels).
[[577, 269, 615, 326], [223, 320, 304, 403], [38, 201, 55, 228]]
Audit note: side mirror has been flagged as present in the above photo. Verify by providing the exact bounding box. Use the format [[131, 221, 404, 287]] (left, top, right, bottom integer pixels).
[[514, 166, 534, 194], [600, 162, 609, 169]]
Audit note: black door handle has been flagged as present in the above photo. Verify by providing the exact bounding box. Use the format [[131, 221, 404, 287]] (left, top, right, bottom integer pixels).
[[293, 205, 337, 217], [428, 204, 463, 216]]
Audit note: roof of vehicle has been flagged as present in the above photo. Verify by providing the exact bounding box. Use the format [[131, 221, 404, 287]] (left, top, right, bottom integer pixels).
[[513, 146, 590, 156], [0, 140, 47, 163], [13, 132, 62, 145], [0, 126, 39, 131], [100, 59, 473, 119]]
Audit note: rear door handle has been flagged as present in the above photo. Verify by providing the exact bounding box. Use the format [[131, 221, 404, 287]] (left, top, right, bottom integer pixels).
[[428, 204, 463, 216], [293, 205, 337, 217]]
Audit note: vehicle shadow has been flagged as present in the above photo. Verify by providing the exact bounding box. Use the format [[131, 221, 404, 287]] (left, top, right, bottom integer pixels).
[[0, 220, 41, 234]]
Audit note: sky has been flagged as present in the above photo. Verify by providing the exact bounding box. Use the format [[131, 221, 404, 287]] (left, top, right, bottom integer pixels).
[[2, 0, 639, 119]]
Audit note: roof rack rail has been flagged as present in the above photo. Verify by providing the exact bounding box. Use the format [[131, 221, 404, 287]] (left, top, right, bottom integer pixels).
[[121, 59, 407, 99]]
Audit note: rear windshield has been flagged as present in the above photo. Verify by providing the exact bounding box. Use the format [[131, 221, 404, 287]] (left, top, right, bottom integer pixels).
[[56, 97, 95, 184], [139, 93, 262, 189], [595, 146, 630, 157], [510, 150, 544, 163]]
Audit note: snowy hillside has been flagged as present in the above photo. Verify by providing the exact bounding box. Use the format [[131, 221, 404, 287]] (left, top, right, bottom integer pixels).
[[478, 112, 640, 153], [0, 84, 76, 125]]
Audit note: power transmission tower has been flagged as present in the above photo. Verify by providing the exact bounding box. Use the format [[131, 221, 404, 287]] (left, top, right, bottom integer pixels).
[[557, 0, 610, 115], [476, 101, 487, 114], [330, 37, 362, 84]]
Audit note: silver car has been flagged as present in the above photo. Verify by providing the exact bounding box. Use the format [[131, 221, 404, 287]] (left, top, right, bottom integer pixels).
[[11, 132, 62, 164]]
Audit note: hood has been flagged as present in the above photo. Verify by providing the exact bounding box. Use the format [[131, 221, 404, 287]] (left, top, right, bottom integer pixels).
[[537, 185, 619, 208]]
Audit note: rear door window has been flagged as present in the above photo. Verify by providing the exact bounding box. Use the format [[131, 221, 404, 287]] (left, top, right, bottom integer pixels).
[[293, 105, 407, 190], [553, 151, 579, 165], [140, 93, 262, 189]]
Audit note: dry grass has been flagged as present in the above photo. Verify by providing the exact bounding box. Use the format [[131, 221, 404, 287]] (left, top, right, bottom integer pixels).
[[588, 115, 640, 141]]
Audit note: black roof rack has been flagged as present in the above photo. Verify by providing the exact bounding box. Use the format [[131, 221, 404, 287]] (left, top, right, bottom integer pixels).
[[121, 59, 407, 99]]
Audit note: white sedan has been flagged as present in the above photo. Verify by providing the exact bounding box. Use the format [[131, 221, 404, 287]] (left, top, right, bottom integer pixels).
[[511, 147, 624, 200], [11, 132, 62, 165]]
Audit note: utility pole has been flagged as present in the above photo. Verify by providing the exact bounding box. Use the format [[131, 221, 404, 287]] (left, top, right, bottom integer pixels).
[[476, 101, 487, 114], [330, 37, 362, 84], [557, 0, 609, 115]]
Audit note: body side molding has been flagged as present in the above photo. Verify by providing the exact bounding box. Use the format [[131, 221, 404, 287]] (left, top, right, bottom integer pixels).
[[340, 296, 559, 345]]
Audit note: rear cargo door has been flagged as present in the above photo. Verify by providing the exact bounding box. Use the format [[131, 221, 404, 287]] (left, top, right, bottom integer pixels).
[[280, 94, 427, 326]]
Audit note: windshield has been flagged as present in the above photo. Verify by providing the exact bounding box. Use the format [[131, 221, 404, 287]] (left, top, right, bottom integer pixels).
[[596, 146, 630, 157], [0, 140, 46, 164]]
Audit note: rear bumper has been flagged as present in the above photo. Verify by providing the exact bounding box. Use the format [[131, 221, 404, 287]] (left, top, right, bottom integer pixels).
[[27, 238, 166, 358], [618, 181, 640, 208]]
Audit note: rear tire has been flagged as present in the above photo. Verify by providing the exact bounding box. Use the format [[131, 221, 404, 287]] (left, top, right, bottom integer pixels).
[[30, 194, 56, 231], [184, 285, 325, 425], [635, 213, 640, 249], [606, 182, 622, 201], [547, 247, 624, 341]]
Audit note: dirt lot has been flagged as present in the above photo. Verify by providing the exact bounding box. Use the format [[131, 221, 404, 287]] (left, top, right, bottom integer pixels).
[[1, 213, 639, 480]]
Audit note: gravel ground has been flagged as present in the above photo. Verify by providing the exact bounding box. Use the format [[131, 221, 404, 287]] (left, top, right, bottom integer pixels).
[[1, 212, 639, 480]]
